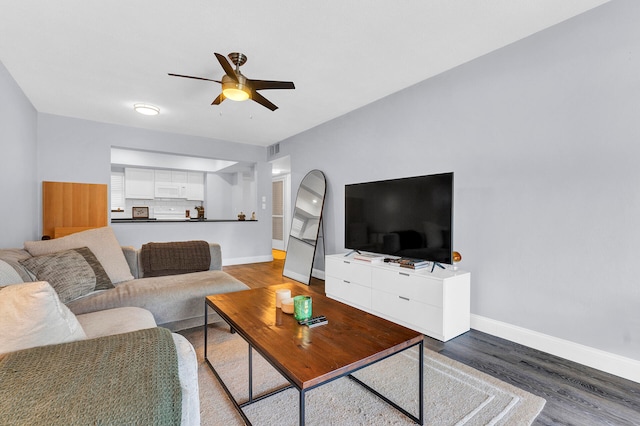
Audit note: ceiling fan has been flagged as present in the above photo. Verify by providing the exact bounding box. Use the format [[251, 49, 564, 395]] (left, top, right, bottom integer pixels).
[[169, 52, 295, 111]]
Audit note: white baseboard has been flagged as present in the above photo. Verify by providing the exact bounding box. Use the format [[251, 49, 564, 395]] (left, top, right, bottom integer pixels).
[[312, 268, 325, 280], [471, 314, 640, 384], [222, 255, 273, 266]]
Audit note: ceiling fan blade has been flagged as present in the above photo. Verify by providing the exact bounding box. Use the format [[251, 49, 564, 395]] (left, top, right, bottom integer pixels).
[[249, 79, 295, 91], [212, 93, 225, 105], [168, 73, 221, 83], [251, 91, 278, 111], [214, 52, 238, 82]]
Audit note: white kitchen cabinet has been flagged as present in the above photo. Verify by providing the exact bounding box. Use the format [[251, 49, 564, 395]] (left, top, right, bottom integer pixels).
[[186, 171, 204, 201], [124, 168, 155, 199], [154, 170, 187, 198], [325, 253, 470, 341]]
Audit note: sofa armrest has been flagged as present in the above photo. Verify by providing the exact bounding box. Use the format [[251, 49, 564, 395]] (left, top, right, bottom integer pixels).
[[121, 246, 139, 279], [208, 243, 222, 271]]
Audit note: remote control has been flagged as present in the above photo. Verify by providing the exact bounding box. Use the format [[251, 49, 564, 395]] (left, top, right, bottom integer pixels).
[[298, 315, 326, 325], [306, 318, 328, 328]]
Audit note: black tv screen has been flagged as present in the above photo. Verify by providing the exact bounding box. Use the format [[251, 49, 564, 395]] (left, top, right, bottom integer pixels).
[[345, 172, 453, 264]]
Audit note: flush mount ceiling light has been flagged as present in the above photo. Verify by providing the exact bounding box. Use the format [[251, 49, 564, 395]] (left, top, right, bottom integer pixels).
[[133, 103, 160, 116]]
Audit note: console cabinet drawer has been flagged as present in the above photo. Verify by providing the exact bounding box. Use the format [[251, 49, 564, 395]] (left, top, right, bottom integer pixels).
[[325, 257, 372, 287], [371, 289, 443, 338], [372, 268, 443, 307], [325, 276, 371, 309]]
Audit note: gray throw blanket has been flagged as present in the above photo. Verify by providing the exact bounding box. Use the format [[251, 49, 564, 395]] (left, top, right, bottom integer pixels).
[[141, 240, 211, 277], [0, 327, 182, 426]]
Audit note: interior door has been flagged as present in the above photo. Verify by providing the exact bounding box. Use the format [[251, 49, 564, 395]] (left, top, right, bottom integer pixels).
[[272, 177, 286, 251]]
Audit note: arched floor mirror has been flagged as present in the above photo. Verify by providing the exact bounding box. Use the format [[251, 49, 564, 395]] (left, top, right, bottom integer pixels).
[[283, 170, 326, 284]]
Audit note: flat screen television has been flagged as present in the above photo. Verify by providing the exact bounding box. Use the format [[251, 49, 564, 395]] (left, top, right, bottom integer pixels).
[[345, 172, 453, 264]]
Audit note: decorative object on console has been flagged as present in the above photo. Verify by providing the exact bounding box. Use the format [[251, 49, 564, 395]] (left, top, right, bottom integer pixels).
[[251, 212, 256, 220], [453, 251, 462, 270], [194, 205, 205, 219], [237, 211, 246, 221], [132, 206, 149, 219]]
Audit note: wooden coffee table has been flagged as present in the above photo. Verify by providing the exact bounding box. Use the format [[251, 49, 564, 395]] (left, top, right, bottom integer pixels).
[[204, 283, 424, 425]]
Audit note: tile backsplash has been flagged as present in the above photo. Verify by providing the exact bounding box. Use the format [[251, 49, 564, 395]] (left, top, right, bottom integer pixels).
[[112, 199, 203, 219]]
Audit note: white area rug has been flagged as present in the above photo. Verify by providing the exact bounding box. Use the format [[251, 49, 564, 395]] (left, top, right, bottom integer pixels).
[[179, 324, 545, 425]]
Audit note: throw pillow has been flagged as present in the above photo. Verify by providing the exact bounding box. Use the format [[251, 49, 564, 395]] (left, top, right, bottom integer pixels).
[[74, 247, 114, 291], [0, 249, 33, 282], [0, 281, 87, 355], [19, 248, 113, 303], [0, 260, 24, 286], [24, 227, 134, 284]]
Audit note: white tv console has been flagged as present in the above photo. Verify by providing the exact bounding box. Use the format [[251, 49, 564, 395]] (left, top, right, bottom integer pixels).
[[325, 253, 470, 342]]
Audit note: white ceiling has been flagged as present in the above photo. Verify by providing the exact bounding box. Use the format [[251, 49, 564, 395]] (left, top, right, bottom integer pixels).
[[0, 0, 610, 147]]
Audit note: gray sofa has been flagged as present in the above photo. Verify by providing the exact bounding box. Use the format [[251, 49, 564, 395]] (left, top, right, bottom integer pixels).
[[68, 242, 249, 331], [0, 228, 251, 425], [1, 226, 249, 331]]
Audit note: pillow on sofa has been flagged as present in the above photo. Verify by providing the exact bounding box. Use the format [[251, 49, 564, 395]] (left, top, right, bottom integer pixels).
[[24, 227, 134, 284], [0, 281, 87, 355], [0, 248, 33, 282], [19, 247, 113, 303], [0, 260, 24, 286]]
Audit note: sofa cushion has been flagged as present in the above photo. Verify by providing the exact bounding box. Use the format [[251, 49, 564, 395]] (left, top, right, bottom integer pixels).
[[66, 269, 249, 331], [77, 307, 157, 339], [19, 248, 113, 303], [0, 281, 87, 354], [24, 227, 134, 284]]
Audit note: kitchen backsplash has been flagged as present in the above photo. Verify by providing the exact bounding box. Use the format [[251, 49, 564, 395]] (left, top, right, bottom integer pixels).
[[112, 198, 204, 219]]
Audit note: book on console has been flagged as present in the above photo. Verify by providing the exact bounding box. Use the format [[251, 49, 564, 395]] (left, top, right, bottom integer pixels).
[[385, 257, 429, 268], [353, 252, 386, 263]]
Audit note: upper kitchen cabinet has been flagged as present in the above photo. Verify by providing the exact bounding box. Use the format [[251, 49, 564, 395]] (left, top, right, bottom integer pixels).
[[186, 171, 205, 201], [154, 170, 188, 198], [125, 167, 154, 199]]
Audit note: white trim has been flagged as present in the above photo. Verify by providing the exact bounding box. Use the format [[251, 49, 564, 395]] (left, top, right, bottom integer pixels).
[[222, 255, 273, 266], [312, 267, 325, 280], [471, 314, 640, 384]]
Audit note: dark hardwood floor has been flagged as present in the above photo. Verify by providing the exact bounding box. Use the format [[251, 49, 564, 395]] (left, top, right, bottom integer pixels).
[[223, 258, 640, 426]]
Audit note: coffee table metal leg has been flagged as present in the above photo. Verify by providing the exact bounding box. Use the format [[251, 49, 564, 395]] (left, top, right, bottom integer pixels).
[[347, 340, 424, 425], [299, 389, 305, 426], [419, 340, 424, 425], [248, 343, 253, 402]]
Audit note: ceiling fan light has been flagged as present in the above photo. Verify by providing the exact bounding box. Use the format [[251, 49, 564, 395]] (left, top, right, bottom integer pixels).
[[222, 74, 250, 101], [222, 87, 250, 101], [133, 103, 160, 115]]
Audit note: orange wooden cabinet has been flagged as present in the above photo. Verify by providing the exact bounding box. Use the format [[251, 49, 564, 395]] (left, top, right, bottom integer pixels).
[[42, 181, 108, 239]]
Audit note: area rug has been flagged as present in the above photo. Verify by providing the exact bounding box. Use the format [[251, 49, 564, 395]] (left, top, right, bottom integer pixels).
[[179, 324, 545, 425]]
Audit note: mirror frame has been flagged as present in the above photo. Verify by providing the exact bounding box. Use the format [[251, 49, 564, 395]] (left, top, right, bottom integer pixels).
[[282, 170, 327, 285]]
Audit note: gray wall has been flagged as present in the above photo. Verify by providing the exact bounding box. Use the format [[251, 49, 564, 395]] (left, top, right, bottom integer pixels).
[[276, 0, 640, 361], [34, 113, 273, 263], [0, 60, 273, 262], [0, 61, 38, 247]]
